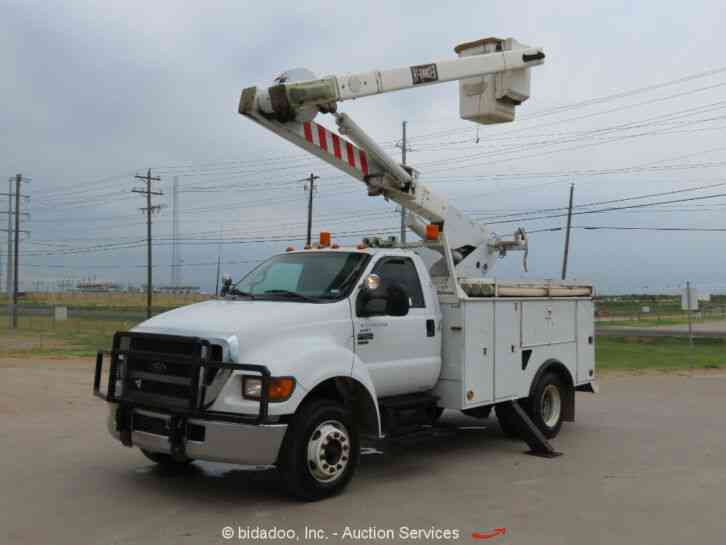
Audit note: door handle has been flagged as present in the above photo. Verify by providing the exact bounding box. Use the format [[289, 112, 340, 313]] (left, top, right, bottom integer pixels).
[[357, 331, 374, 345], [426, 319, 435, 337]]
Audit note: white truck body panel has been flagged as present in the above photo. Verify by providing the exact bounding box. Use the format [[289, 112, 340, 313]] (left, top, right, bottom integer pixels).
[[434, 295, 594, 411]]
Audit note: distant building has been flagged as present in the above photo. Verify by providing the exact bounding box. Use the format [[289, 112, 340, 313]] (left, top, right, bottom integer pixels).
[[76, 281, 123, 293], [153, 285, 201, 295]]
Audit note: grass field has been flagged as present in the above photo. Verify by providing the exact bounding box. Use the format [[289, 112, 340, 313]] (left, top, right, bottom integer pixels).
[[596, 336, 725, 370], [0, 292, 208, 311], [1, 315, 724, 371], [0, 316, 134, 357], [597, 314, 726, 328]]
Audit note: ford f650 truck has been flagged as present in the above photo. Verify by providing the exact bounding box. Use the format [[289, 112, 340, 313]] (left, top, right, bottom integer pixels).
[[94, 37, 597, 500]]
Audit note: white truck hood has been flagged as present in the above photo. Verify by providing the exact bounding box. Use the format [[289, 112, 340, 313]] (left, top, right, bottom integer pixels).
[[133, 298, 349, 340], [131, 298, 356, 412]]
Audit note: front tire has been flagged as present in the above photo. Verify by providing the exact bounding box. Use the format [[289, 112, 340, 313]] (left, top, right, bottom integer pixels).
[[279, 399, 360, 501]]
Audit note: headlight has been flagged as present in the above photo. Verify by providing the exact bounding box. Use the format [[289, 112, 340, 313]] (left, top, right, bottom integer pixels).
[[114, 356, 126, 396], [242, 376, 296, 402], [243, 377, 263, 399]]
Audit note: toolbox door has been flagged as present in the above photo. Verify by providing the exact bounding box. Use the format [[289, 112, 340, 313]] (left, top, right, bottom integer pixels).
[[494, 301, 521, 400]]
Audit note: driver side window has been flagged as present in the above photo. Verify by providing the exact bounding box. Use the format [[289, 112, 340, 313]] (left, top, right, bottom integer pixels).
[[371, 257, 425, 308]]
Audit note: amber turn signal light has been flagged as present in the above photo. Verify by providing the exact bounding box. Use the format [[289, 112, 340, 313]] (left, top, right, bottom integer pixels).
[[268, 377, 296, 401], [425, 224, 440, 240]]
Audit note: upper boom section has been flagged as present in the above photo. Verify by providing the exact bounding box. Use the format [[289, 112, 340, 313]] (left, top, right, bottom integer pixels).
[[237, 37, 545, 276], [255, 37, 544, 124]]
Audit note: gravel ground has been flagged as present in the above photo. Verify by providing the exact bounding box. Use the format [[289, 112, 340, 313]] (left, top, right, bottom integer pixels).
[[1, 358, 725, 545]]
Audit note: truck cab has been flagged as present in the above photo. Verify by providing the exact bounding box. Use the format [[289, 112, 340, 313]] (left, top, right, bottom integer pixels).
[[97, 245, 445, 497]]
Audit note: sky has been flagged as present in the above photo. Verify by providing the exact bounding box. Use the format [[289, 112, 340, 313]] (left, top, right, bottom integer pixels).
[[1, 0, 725, 295]]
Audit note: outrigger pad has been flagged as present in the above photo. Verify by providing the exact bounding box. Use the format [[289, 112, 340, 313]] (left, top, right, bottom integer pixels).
[[506, 400, 563, 458]]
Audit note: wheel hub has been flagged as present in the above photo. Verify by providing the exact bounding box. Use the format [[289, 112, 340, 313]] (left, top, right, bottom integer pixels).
[[541, 384, 562, 428], [307, 420, 350, 483]]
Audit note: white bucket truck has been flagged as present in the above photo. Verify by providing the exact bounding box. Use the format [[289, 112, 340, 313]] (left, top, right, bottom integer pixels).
[[94, 37, 596, 500]]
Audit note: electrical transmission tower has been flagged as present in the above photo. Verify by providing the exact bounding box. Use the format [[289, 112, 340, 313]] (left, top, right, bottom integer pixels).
[[3, 174, 30, 328], [133, 169, 162, 318]]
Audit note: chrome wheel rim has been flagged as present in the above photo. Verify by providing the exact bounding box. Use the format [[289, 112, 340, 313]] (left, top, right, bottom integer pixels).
[[306, 420, 351, 483], [541, 384, 562, 428]]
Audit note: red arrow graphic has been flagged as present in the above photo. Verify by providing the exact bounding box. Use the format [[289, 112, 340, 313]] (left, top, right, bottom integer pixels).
[[471, 528, 507, 540]]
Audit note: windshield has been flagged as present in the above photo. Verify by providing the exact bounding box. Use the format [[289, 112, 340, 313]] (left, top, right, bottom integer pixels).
[[235, 251, 370, 301]]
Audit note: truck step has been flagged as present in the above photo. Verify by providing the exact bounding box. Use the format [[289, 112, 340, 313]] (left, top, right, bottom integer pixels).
[[378, 392, 438, 411], [378, 392, 440, 436]]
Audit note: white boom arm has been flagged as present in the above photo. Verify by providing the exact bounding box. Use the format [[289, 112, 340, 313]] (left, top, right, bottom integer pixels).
[[237, 37, 545, 276]]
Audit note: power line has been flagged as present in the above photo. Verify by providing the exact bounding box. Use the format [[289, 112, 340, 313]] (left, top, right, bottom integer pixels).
[[530, 225, 726, 233], [482, 191, 726, 225], [467, 180, 726, 220]]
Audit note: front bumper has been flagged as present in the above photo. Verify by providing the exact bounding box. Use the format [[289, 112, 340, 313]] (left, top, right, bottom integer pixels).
[[94, 333, 287, 466], [107, 404, 287, 466]]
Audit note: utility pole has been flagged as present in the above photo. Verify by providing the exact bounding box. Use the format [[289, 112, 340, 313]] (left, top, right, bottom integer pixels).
[[12, 174, 21, 328], [133, 169, 162, 319], [304, 173, 319, 246], [9, 174, 29, 328], [171, 176, 179, 287], [686, 280, 694, 347], [561, 183, 575, 280], [685, 280, 696, 369], [215, 224, 223, 296], [6, 177, 13, 296], [400, 120, 407, 244], [3, 178, 30, 311], [215, 255, 221, 296]]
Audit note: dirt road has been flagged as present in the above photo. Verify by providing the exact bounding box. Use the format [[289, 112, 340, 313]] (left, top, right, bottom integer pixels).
[[2, 358, 725, 545]]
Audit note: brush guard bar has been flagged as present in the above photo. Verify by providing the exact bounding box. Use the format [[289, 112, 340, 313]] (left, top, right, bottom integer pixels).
[[94, 332, 272, 454]]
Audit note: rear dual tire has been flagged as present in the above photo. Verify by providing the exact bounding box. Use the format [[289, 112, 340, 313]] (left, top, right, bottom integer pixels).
[[496, 372, 566, 439]]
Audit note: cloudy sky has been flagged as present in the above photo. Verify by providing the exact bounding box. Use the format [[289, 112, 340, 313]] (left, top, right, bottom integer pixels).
[[2, 0, 725, 294]]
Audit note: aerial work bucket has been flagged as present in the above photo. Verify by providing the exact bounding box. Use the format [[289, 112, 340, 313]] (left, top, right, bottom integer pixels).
[[455, 37, 533, 124]]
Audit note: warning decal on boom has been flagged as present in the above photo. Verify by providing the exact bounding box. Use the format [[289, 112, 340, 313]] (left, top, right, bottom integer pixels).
[[410, 63, 438, 85]]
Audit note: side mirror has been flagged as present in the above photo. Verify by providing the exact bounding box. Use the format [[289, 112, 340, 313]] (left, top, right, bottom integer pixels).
[[356, 274, 386, 317], [356, 274, 410, 318]]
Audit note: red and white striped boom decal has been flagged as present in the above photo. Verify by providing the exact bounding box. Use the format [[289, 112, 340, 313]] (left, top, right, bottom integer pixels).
[[303, 121, 369, 177], [242, 109, 377, 183]]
